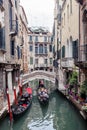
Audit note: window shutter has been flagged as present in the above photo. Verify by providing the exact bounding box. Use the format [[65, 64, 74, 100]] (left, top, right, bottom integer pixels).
[[0, 27, 5, 49], [72, 40, 78, 59], [62, 45, 65, 58], [0, 28, 2, 48], [11, 40, 14, 55]]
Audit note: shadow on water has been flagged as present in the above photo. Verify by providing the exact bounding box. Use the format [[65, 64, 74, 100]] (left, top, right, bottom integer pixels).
[[39, 101, 49, 118]]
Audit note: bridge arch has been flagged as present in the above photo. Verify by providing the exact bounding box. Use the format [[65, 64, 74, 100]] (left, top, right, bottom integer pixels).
[[22, 70, 56, 84]]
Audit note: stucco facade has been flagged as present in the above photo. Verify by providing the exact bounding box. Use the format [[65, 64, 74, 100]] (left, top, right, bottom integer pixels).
[[61, 0, 79, 58], [19, 6, 28, 74], [53, 0, 80, 86], [75, 0, 87, 83], [0, 0, 5, 97]]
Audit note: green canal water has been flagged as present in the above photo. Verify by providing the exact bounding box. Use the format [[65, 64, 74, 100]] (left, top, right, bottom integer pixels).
[[0, 90, 87, 130]]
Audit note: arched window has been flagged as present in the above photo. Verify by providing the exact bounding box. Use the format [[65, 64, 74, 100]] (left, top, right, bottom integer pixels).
[[39, 44, 43, 54]]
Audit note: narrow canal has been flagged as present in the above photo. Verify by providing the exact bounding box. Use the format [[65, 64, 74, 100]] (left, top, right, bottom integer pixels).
[[0, 90, 87, 130]]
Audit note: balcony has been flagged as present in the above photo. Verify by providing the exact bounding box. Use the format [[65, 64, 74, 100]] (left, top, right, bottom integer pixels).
[[61, 57, 74, 69], [0, 0, 4, 11], [34, 64, 48, 68], [35, 53, 48, 57], [9, 20, 18, 36], [75, 44, 87, 68]]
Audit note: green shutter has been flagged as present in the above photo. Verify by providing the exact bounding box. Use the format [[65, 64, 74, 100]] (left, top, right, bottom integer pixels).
[[62, 45, 65, 58]]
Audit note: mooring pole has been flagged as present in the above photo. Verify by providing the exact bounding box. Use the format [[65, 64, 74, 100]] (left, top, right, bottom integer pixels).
[[13, 86, 17, 105], [7, 90, 13, 123], [19, 84, 22, 96]]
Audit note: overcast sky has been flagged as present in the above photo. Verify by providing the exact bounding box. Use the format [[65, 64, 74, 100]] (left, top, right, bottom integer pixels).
[[20, 0, 55, 32]]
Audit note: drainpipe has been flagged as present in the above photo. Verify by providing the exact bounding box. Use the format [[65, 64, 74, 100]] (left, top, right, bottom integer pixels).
[[78, 4, 80, 82]]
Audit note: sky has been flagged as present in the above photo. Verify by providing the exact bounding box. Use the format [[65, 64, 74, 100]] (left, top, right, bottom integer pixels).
[[20, 0, 55, 32]]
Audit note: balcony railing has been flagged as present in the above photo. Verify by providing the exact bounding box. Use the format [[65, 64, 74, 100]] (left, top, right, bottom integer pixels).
[[78, 44, 87, 62], [75, 44, 87, 68], [61, 57, 74, 68], [9, 20, 18, 36], [34, 64, 49, 68], [35, 53, 48, 57]]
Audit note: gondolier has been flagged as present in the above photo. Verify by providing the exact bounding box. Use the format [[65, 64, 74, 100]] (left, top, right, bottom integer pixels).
[[37, 80, 49, 105], [38, 80, 45, 88]]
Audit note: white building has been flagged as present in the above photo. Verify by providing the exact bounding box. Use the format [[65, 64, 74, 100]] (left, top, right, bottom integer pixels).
[[28, 27, 53, 72]]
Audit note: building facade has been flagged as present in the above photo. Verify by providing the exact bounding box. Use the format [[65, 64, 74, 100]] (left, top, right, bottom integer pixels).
[[75, 0, 87, 83], [53, 0, 80, 86], [4, 0, 21, 91], [0, 0, 5, 99], [19, 5, 28, 74], [0, 0, 29, 107], [28, 27, 53, 72]]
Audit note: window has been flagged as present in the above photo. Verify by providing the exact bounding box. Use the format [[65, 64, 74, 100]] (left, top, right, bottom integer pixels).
[[64, 13, 65, 25], [51, 37, 53, 42], [50, 58, 52, 64], [72, 40, 78, 59], [30, 45, 33, 51], [35, 47, 38, 54], [35, 44, 38, 54], [70, 0, 72, 14], [0, 27, 5, 49], [11, 40, 15, 56], [30, 57, 33, 64], [44, 44, 47, 53], [44, 36, 47, 42], [39, 44, 43, 54], [30, 36, 32, 42], [62, 45, 65, 58], [67, 5, 69, 19], [9, 2, 12, 30], [35, 59, 38, 64], [35, 36, 38, 42], [49, 45, 52, 52], [17, 46, 20, 59], [48, 37, 51, 42], [16, 16, 18, 33], [44, 59, 48, 64], [15, 0, 17, 9]]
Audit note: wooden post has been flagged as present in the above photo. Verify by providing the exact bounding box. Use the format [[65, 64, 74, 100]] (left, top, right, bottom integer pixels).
[[19, 84, 22, 96], [7, 90, 13, 122], [13, 86, 17, 105]]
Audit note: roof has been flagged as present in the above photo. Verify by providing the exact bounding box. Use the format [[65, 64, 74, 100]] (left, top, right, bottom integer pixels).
[[29, 26, 49, 34]]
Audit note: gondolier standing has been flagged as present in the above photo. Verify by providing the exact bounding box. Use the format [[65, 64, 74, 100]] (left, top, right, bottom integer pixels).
[[38, 80, 45, 89]]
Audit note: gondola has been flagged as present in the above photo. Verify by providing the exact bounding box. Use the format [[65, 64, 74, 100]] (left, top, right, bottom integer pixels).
[[37, 87, 49, 105], [12, 87, 32, 119]]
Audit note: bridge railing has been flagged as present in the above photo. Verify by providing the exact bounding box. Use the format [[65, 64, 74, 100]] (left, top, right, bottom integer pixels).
[[21, 70, 56, 84]]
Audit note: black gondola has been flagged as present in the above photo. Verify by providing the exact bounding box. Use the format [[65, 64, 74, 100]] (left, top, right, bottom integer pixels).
[[12, 87, 32, 119], [37, 87, 49, 105]]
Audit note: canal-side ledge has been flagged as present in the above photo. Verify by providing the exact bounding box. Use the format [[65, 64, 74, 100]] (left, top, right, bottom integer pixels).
[[0, 80, 29, 120], [57, 87, 87, 120]]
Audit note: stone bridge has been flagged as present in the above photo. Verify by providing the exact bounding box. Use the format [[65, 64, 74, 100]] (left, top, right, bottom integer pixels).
[[22, 70, 56, 85]]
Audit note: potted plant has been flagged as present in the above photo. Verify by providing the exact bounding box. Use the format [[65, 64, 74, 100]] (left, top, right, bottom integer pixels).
[[68, 71, 78, 96], [80, 80, 87, 100]]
